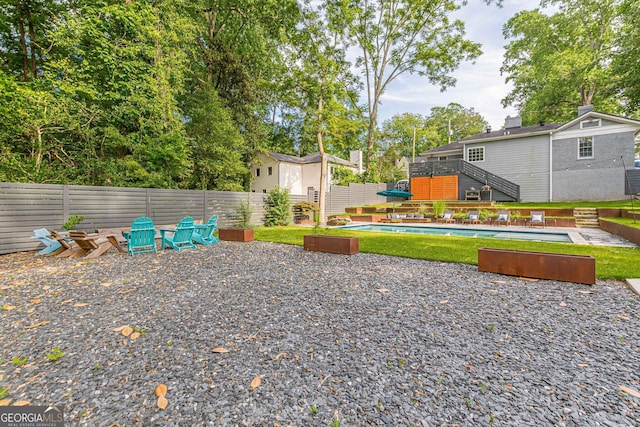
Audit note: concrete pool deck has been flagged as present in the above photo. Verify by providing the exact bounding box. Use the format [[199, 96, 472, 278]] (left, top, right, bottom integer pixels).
[[338, 222, 637, 247]]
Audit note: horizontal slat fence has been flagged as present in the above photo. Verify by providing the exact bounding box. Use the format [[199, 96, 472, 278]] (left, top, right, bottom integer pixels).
[[0, 182, 388, 255]]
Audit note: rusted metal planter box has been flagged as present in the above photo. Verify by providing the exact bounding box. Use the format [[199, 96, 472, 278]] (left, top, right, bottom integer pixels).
[[218, 228, 254, 242], [303, 235, 359, 255], [478, 248, 595, 285]]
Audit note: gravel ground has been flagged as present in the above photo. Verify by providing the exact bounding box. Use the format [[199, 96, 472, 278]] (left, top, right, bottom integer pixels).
[[1, 241, 639, 426]]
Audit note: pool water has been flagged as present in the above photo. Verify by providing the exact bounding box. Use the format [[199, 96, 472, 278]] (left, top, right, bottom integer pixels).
[[339, 224, 572, 243]]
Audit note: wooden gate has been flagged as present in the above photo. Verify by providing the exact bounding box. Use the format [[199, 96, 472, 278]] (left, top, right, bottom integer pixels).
[[410, 176, 458, 200]]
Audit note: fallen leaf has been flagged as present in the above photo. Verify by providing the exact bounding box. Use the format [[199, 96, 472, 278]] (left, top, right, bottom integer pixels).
[[2, 305, 16, 311], [578, 290, 594, 294], [250, 375, 261, 390], [73, 303, 89, 307], [121, 326, 133, 337], [376, 288, 390, 293], [212, 347, 229, 353], [519, 277, 538, 282], [273, 352, 287, 361], [101, 282, 113, 287], [113, 325, 129, 332], [617, 314, 630, 321], [24, 321, 49, 330], [155, 384, 167, 397], [116, 290, 132, 295], [439, 300, 449, 304], [130, 332, 141, 340], [59, 299, 74, 305], [0, 399, 11, 406], [559, 302, 567, 307], [31, 298, 41, 305], [620, 385, 640, 399], [12, 401, 31, 406], [491, 280, 507, 284], [577, 363, 588, 367], [157, 396, 168, 410]]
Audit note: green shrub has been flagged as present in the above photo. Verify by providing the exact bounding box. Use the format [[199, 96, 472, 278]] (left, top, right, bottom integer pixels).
[[264, 186, 292, 227], [62, 214, 84, 231], [236, 200, 254, 229], [431, 201, 446, 217]]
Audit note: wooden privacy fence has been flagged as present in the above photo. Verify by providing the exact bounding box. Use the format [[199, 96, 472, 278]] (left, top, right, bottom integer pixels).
[[0, 182, 387, 255]]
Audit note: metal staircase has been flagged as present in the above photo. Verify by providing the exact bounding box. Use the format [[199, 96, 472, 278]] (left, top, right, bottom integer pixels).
[[410, 159, 520, 201]]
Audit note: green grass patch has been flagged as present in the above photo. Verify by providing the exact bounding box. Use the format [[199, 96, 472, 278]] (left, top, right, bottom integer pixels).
[[602, 217, 640, 229], [254, 226, 640, 280]]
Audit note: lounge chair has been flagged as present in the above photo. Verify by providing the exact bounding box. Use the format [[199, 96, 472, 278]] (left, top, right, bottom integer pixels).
[[462, 210, 481, 225], [50, 230, 85, 258], [527, 211, 546, 228], [437, 210, 456, 224], [32, 228, 64, 255], [494, 210, 511, 226], [192, 215, 219, 246], [160, 216, 196, 250], [123, 217, 157, 256], [68, 231, 121, 259]]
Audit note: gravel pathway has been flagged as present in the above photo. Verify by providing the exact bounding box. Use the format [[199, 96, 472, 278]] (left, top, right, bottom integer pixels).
[[1, 241, 639, 426]]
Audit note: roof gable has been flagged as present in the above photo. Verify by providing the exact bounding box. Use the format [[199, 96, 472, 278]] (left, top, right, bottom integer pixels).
[[267, 151, 356, 168], [555, 111, 640, 132]]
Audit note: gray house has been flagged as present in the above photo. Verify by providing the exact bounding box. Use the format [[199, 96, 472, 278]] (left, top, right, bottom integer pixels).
[[417, 106, 640, 202]]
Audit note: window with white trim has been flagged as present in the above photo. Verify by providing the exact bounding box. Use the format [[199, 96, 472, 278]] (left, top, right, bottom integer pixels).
[[578, 137, 594, 159], [467, 146, 484, 162]]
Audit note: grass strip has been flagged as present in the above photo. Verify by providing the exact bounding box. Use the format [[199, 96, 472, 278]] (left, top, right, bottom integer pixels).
[[255, 226, 640, 280]]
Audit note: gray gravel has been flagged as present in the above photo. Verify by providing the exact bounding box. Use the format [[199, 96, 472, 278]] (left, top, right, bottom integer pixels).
[[1, 241, 639, 426]]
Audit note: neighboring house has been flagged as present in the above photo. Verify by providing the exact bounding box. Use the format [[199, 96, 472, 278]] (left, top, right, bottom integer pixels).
[[419, 141, 464, 161], [396, 156, 428, 178], [250, 151, 362, 195], [417, 106, 640, 202]]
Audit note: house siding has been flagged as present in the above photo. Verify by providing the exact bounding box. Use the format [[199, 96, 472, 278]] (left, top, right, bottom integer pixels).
[[552, 128, 636, 201], [250, 155, 281, 194], [466, 135, 550, 202], [279, 162, 303, 195]]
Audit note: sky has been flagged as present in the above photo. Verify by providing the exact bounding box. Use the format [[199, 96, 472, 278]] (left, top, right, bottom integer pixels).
[[376, 0, 549, 131]]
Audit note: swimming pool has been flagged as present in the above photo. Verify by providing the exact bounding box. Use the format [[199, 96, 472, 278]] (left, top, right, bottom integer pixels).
[[339, 223, 573, 243]]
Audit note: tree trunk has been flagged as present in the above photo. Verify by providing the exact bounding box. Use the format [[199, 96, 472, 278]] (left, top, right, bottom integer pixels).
[[16, 2, 29, 81], [317, 82, 327, 227]]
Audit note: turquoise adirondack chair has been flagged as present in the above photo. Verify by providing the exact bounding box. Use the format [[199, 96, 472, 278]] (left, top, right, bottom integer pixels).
[[160, 216, 196, 250], [123, 217, 157, 256], [32, 228, 63, 255], [192, 215, 219, 245]]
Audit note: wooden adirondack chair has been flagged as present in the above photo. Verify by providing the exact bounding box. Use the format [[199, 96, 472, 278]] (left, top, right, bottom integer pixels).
[[192, 215, 219, 245], [68, 231, 123, 259], [123, 217, 157, 256], [50, 230, 86, 258], [32, 228, 64, 255], [160, 216, 196, 250]]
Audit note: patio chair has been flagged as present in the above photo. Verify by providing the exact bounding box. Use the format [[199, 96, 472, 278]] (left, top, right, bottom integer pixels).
[[192, 215, 219, 246], [123, 217, 157, 256], [50, 230, 86, 258], [32, 228, 64, 255], [494, 210, 511, 226], [68, 230, 120, 259], [160, 216, 196, 251], [462, 210, 481, 225], [527, 211, 546, 228], [436, 210, 456, 224]]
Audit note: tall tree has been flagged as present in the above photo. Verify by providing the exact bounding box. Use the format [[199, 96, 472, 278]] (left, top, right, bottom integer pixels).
[[613, 0, 640, 115], [327, 0, 492, 179], [501, 0, 622, 124]]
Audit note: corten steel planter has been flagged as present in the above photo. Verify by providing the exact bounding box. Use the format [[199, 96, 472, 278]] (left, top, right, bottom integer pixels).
[[303, 235, 359, 255], [218, 228, 254, 242], [478, 248, 595, 285], [600, 219, 640, 246]]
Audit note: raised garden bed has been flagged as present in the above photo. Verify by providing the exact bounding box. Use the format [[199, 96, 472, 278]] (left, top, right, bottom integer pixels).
[[599, 219, 640, 246], [303, 235, 359, 255], [478, 247, 595, 285], [218, 228, 254, 242]]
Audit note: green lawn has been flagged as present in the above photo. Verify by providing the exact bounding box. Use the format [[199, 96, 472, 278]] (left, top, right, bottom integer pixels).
[[254, 226, 640, 280]]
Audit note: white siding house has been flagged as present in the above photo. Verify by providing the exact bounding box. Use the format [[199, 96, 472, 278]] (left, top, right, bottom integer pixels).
[[250, 151, 361, 195]]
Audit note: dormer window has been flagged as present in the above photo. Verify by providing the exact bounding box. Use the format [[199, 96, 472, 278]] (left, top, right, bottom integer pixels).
[[580, 119, 601, 129]]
